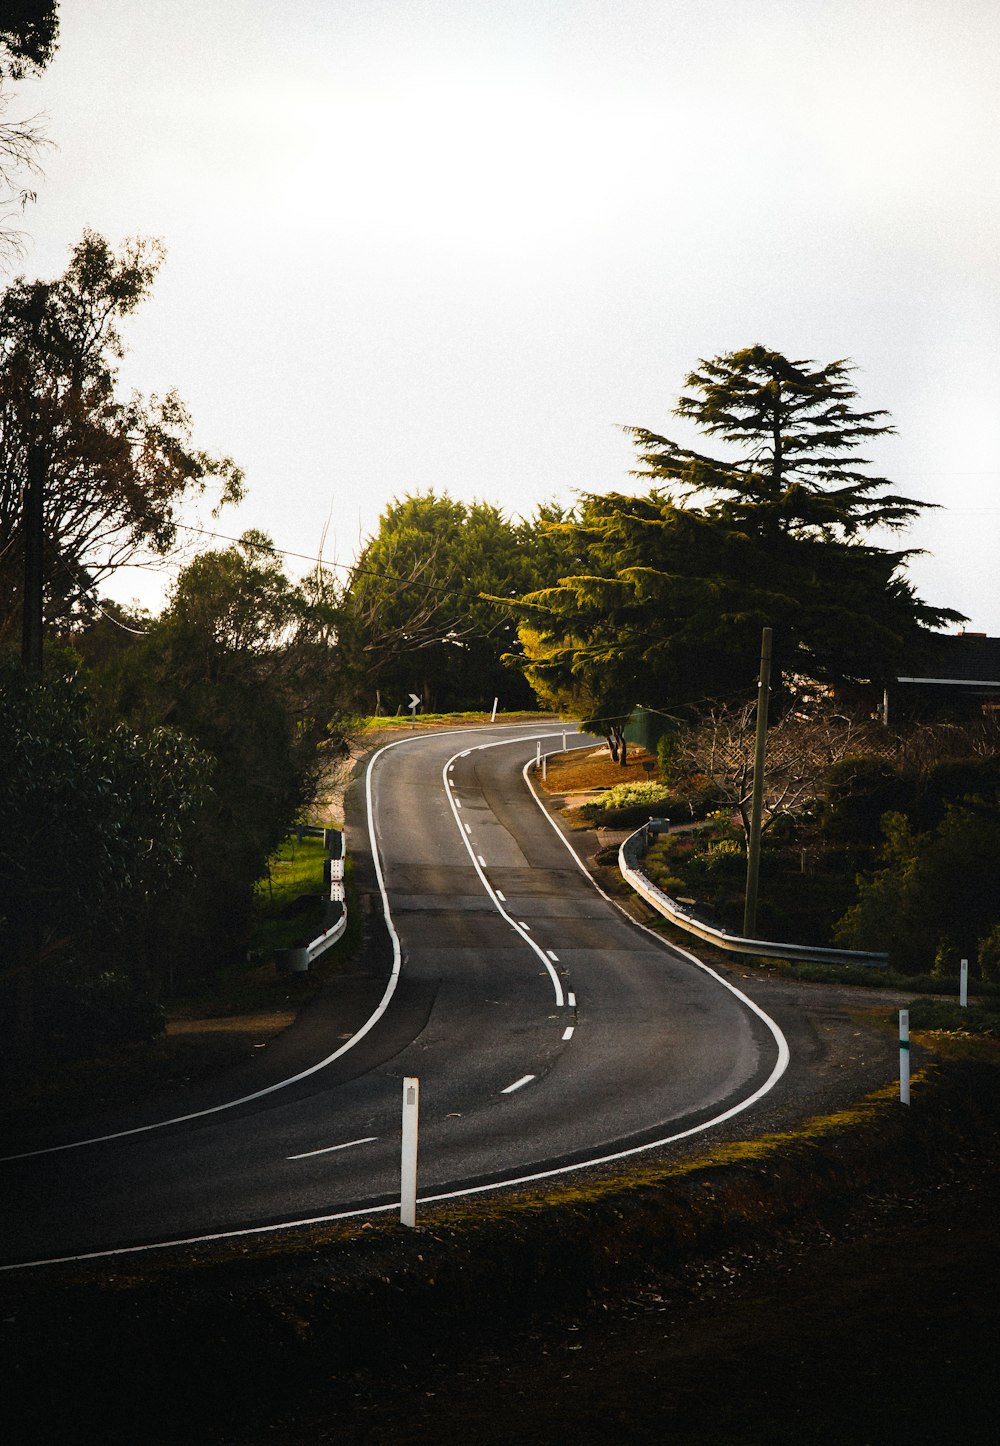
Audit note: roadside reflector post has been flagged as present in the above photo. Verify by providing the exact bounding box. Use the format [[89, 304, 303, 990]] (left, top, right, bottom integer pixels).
[[401, 1076, 419, 1227], [536, 741, 541, 768], [960, 958, 968, 1008], [542, 752, 547, 781], [899, 1010, 910, 1105], [562, 731, 567, 751], [491, 696, 498, 722]]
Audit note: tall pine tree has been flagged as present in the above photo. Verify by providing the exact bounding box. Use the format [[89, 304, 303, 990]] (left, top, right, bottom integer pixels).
[[627, 345, 927, 540]]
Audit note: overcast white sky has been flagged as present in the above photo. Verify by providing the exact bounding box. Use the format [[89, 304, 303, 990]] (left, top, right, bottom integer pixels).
[[7, 0, 1000, 629]]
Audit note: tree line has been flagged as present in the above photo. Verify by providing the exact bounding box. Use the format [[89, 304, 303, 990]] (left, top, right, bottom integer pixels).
[[1, 215, 991, 1066]]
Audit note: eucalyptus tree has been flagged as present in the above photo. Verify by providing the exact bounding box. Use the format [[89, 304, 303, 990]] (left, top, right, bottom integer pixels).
[[97, 534, 338, 984], [0, 2, 59, 258], [0, 2, 58, 78], [0, 230, 243, 657]]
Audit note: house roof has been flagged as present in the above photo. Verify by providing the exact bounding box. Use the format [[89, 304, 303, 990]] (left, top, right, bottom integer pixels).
[[896, 633, 1000, 689]]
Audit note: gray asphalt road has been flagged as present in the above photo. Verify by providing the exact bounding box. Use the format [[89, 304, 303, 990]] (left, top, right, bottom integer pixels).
[[0, 724, 787, 1268]]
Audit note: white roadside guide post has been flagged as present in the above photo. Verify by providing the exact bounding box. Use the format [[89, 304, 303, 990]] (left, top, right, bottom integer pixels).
[[491, 696, 498, 722], [401, 1076, 420, 1227], [899, 1010, 910, 1106], [960, 958, 969, 1008]]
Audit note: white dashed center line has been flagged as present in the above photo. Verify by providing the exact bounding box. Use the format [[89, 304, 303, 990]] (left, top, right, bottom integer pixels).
[[568, 992, 576, 1008], [501, 1074, 535, 1094], [562, 1026, 574, 1041]]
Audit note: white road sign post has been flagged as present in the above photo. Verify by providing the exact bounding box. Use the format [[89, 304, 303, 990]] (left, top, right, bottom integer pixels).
[[960, 958, 969, 1008], [408, 692, 420, 727], [899, 1010, 910, 1105], [401, 1076, 420, 1227]]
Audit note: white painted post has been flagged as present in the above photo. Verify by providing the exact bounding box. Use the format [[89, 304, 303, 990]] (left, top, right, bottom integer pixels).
[[562, 730, 567, 751], [491, 697, 498, 722], [960, 958, 969, 1008], [899, 1010, 910, 1105], [536, 741, 541, 768], [401, 1076, 419, 1227], [542, 753, 547, 780]]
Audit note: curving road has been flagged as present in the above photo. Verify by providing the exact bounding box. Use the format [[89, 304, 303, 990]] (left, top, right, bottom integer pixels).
[[0, 723, 787, 1269]]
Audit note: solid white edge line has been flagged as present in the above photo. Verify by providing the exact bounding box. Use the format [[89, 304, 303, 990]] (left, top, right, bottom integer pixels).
[[521, 750, 791, 1088], [0, 725, 546, 1165], [0, 737, 409, 1163], [501, 1074, 535, 1094], [0, 727, 792, 1273], [287, 1136, 377, 1161]]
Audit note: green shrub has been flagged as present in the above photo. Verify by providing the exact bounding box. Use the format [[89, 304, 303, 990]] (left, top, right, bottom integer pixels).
[[978, 923, 1000, 983], [657, 731, 679, 783], [39, 971, 166, 1061], [580, 780, 674, 829]]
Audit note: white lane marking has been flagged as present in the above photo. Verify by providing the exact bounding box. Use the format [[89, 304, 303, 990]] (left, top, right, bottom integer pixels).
[[441, 738, 573, 1008], [477, 855, 486, 866], [287, 1136, 377, 1161], [568, 992, 576, 1008], [519, 921, 531, 931], [502, 1074, 535, 1094], [546, 950, 558, 961], [0, 911, 791, 1275], [455, 798, 462, 808], [0, 725, 554, 1165], [464, 822, 472, 834], [562, 1026, 574, 1041], [495, 890, 506, 901], [521, 752, 791, 1088], [9, 729, 784, 1278]]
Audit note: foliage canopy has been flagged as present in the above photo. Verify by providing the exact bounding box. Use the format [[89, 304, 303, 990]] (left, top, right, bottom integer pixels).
[[0, 231, 243, 648]]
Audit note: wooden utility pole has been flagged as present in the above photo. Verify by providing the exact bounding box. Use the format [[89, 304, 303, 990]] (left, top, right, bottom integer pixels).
[[743, 625, 772, 938], [20, 442, 44, 678]]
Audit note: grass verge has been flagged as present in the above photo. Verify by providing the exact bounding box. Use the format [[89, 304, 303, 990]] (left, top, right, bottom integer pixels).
[[6, 1055, 999, 1446], [0, 836, 363, 1149]]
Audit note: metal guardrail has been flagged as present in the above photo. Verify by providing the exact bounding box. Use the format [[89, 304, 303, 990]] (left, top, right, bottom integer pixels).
[[276, 828, 348, 972], [618, 826, 889, 969]]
